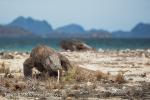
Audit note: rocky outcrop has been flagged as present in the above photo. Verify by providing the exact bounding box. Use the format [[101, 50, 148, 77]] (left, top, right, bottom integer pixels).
[[60, 39, 95, 51]]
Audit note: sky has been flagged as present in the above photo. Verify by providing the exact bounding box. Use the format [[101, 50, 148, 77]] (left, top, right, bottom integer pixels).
[[0, 0, 150, 31]]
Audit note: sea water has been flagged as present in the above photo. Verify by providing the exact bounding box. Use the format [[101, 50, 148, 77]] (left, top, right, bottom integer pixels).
[[0, 38, 150, 52]]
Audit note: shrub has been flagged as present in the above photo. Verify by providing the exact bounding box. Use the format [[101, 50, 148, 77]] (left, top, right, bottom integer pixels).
[[115, 73, 126, 84], [12, 82, 26, 91], [95, 71, 107, 81], [72, 84, 80, 90], [62, 66, 93, 82]]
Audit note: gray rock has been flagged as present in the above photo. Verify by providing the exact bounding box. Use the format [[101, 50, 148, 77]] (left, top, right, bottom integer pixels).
[[60, 39, 95, 51]]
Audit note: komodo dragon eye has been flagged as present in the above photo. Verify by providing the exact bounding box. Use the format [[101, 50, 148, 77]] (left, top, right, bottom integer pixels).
[[45, 54, 62, 71]]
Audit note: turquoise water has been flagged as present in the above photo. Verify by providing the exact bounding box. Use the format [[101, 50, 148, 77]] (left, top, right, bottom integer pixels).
[[0, 38, 150, 52]]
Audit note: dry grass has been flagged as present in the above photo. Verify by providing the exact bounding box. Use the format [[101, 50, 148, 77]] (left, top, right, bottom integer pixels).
[[61, 67, 116, 83], [0, 62, 10, 74], [4, 79, 12, 88], [62, 66, 96, 83], [11, 82, 26, 91], [115, 73, 126, 84], [0, 65, 128, 100], [95, 71, 108, 81], [2, 77, 26, 91], [45, 77, 64, 90], [49, 83, 64, 89], [72, 84, 80, 90], [61, 67, 83, 82]]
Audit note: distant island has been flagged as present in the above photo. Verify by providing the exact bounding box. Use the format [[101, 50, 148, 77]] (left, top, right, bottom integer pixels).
[[0, 16, 150, 38], [112, 23, 150, 38]]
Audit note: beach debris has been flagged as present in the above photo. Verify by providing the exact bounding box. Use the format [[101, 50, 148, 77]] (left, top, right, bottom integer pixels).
[[4, 73, 14, 78], [23, 45, 72, 81], [1, 53, 14, 59], [141, 73, 146, 77], [60, 39, 95, 51]]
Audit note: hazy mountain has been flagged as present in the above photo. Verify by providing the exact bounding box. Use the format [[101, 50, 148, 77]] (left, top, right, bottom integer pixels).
[[88, 29, 108, 33], [131, 23, 150, 38], [112, 23, 150, 38], [48, 29, 111, 38], [55, 24, 85, 34], [88, 29, 111, 38], [8, 16, 53, 35], [0, 25, 33, 37], [112, 30, 131, 38], [1, 16, 150, 38]]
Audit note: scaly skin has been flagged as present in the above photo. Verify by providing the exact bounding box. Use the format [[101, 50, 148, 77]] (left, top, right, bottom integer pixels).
[[23, 45, 72, 78]]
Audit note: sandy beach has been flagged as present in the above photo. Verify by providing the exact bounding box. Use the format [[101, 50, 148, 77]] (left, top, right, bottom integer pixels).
[[0, 49, 150, 99]]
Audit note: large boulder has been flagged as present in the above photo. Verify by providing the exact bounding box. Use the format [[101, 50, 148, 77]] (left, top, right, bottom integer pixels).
[[60, 39, 95, 51], [23, 45, 72, 78]]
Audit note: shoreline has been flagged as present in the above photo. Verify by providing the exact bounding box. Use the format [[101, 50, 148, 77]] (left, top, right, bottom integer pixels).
[[1, 48, 150, 53]]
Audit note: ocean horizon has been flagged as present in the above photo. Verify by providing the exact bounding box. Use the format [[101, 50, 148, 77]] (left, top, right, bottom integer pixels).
[[0, 38, 150, 52]]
